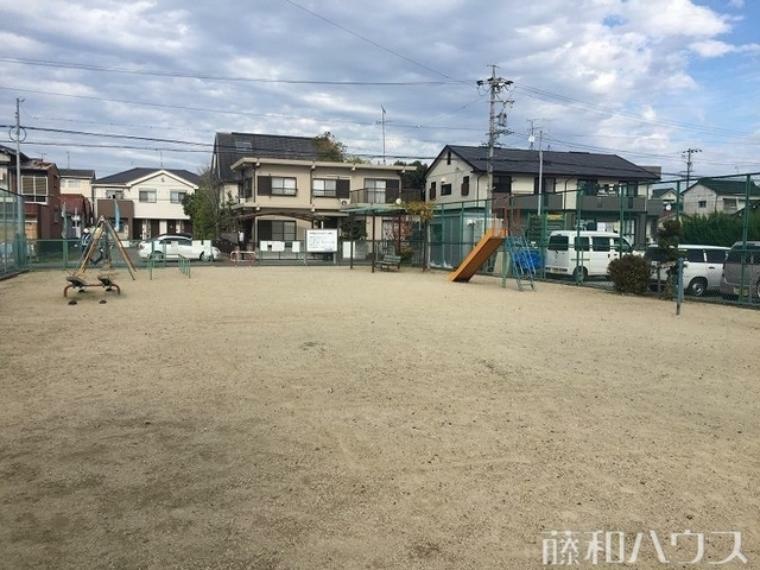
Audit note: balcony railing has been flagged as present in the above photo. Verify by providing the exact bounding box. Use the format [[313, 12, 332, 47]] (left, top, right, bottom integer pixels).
[[348, 188, 422, 206]]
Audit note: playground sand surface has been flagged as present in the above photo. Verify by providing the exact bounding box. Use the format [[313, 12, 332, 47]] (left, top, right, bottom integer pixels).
[[1, 266, 758, 569]]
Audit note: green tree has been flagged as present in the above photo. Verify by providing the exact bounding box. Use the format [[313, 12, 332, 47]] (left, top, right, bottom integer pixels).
[[314, 131, 346, 162], [394, 160, 428, 190], [682, 212, 760, 247], [182, 168, 236, 239]]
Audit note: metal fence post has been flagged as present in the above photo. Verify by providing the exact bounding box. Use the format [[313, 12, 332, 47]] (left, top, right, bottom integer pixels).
[[739, 174, 751, 304], [676, 256, 684, 315], [575, 183, 583, 284], [618, 184, 625, 254]]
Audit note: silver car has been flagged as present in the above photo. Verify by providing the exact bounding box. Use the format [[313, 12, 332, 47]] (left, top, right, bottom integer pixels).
[[720, 241, 760, 300]]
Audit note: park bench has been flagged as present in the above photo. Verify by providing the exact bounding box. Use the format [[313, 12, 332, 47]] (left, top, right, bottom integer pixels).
[[379, 254, 402, 272]]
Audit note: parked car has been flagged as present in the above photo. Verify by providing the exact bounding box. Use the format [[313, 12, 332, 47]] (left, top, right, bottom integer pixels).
[[138, 235, 220, 261], [644, 244, 728, 297], [545, 231, 633, 280], [720, 241, 760, 300]]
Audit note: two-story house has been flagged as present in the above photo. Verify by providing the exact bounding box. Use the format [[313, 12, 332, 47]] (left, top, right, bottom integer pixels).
[[213, 132, 407, 247], [425, 145, 661, 249], [59, 169, 96, 236], [1, 146, 63, 240], [91, 167, 199, 241], [681, 178, 760, 215], [229, 157, 406, 247]]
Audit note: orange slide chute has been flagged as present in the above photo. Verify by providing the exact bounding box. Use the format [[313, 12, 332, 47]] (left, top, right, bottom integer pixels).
[[448, 229, 506, 282]]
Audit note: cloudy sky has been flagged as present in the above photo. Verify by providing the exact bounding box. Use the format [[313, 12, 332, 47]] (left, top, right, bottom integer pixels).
[[0, 0, 758, 179]]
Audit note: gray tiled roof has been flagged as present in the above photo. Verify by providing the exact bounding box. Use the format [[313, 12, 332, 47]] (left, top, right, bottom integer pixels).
[[446, 145, 659, 180], [690, 178, 760, 196], [59, 169, 95, 179], [214, 132, 321, 182], [651, 187, 676, 198], [93, 167, 200, 186]]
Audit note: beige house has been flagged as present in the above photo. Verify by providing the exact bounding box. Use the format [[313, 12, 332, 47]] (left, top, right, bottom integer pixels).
[[212, 132, 412, 249], [681, 178, 760, 215], [425, 145, 661, 246], [229, 156, 405, 246], [59, 169, 95, 199], [92, 167, 199, 240]]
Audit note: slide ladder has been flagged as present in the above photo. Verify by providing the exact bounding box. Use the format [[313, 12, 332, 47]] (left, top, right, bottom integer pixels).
[[448, 229, 505, 283], [504, 235, 537, 291]]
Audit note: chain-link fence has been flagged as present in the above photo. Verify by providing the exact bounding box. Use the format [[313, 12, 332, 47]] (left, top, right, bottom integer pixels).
[[0, 187, 27, 278], [12, 170, 760, 308]]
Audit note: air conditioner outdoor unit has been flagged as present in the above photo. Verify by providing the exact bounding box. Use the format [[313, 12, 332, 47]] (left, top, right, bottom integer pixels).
[[340, 199, 349, 206]]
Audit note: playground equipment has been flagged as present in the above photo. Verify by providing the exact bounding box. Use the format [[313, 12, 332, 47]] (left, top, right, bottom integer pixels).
[[502, 236, 538, 291], [448, 228, 506, 282], [64, 216, 136, 299], [449, 227, 537, 291]]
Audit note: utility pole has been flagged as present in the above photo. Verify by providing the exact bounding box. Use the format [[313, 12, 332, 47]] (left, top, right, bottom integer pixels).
[[13, 98, 25, 239], [477, 65, 513, 202], [682, 147, 701, 189], [380, 105, 387, 165], [66, 151, 70, 169], [527, 119, 537, 150]]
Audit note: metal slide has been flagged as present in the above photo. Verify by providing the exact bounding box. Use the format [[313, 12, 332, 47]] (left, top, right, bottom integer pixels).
[[448, 229, 505, 282]]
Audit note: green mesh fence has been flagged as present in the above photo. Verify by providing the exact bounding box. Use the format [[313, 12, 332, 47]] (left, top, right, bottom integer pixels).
[[0, 187, 27, 278]]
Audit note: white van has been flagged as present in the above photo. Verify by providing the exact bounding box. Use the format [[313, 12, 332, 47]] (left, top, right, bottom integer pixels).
[[645, 244, 728, 297], [545, 231, 633, 279]]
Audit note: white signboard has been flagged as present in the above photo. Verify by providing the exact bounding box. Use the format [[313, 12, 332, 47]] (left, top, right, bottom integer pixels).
[[306, 229, 338, 253]]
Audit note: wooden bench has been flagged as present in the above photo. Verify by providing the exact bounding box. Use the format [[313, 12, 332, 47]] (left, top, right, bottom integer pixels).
[[378, 254, 402, 272]]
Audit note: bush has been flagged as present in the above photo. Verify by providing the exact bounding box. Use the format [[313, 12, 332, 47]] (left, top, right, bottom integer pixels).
[[608, 254, 650, 294]]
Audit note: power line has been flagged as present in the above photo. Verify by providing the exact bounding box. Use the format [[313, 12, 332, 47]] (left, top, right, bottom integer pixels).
[[280, 0, 465, 84], [0, 56, 465, 86], [0, 85, 481, 131]]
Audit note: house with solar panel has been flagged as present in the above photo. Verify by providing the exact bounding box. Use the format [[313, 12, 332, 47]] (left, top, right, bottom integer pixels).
[[211, 132, 408, 249], [424, 145, 662, 264]]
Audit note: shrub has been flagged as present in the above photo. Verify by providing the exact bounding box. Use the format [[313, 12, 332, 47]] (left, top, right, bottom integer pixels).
[[608, 254, 650, 294]]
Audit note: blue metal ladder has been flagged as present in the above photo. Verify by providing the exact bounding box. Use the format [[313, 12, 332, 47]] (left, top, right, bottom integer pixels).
[[502, 235, 537, 291]]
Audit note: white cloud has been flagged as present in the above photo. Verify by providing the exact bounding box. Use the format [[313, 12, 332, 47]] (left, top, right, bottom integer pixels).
[[690, 39, 760, 58], [0, 0, 194, 55], [0, 32, 47, 54]]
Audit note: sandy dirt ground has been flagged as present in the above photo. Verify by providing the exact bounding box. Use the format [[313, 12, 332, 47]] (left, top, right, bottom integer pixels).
[[0, 266, 758, 569]]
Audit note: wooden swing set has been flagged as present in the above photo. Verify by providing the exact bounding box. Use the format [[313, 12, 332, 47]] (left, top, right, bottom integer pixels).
[[64, 216, 137, 299]]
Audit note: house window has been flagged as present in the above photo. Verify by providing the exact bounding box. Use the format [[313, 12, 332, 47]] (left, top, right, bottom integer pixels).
[[578, 179, 598, 194], [313, 178, 337, 198], [723, 198, 737, 212], [170, 191, 187, 204], [493, 176, 512, 194], [441, 183, 452, 196], [139, 190, 157, 203], [272, 177, 297, 196], [533, 177, 556, 194], [106, 189, 124, 200], [429, 181, 436, 200], [461, 176, 470, 197], [365, 179, 386, 203], [21, 175, 48, 203], [65, 178, 80, 188], [446, 151, 452, 165], [242, 177, 253, 199], [621, 181, 639, 197], [698, 200, 707, 208], [259, 220, 296, 242]]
